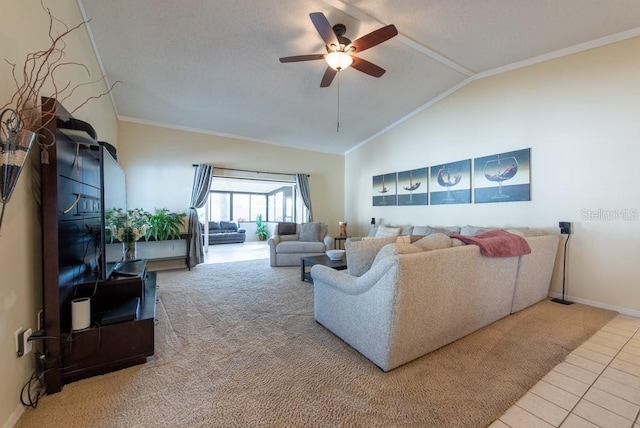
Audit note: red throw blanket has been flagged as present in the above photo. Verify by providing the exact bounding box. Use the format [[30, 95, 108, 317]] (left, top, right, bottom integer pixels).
[[451, 229, 531, 257]]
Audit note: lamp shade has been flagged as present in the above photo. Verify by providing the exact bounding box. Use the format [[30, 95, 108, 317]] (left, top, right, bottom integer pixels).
[[325, 51, 353, 71]]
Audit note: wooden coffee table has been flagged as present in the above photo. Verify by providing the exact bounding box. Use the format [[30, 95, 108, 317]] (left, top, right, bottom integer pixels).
[[300, 255, 347, 283]]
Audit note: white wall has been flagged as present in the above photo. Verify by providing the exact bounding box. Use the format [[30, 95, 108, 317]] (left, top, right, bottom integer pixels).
[[345, 37, 640, 314], [117, 121, 345, 238], [0, 1, 118, 426]]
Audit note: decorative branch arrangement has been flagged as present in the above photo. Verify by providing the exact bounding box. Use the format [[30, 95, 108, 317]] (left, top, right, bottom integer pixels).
[[1, 1, 118, 133], [0, 0, 119, 235]]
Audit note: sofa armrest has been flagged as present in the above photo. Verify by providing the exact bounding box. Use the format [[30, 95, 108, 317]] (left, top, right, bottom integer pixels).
[[267, 235, 280, 267], [237, 228, 246, 233], [267, 235, 280, 247], [323, 234, 334, 250], [311, 256, 396, 295]]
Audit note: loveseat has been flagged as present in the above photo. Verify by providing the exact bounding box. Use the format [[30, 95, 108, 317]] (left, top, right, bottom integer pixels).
[[201, 221, 246, 245], [267, 222, 333, 267], [311, 226, 559, 371]]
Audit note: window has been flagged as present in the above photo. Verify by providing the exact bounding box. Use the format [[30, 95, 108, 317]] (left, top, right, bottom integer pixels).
[[232, 194, 250, 222], [251, 194, 267, 222], [209, 193, 230, 221], [206, 176, 308, 223]]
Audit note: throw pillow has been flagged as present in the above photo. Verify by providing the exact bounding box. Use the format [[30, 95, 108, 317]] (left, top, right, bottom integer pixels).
[[412, 226, 432, 236], [460, 225, 492, 236], [371, 243, 423, 268], [278, 222, 297, 235], [375, 225, 402, 238], [319, 223, 328, 240], [413, 233, 453, 251], [345, 236, 397, 276], [299, 222, 321, 242], [428, 226, 461, 236]]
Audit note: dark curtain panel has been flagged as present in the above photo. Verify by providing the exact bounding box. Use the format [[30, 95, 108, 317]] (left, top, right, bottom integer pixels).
[[295, 173, 313, 222], [188, 164, 213, 267]]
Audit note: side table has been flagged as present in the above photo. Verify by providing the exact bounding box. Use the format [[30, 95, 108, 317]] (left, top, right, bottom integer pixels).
[[334, 236, 349, 250]]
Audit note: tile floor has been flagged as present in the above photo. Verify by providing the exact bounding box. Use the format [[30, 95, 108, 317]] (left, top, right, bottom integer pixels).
[[491, 314, 640, 428], [201, 243, 640, 427], [202, 241, 270, 264]]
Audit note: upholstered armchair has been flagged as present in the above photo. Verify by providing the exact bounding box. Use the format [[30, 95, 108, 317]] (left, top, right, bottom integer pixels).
[[267, 222, 333, 267]]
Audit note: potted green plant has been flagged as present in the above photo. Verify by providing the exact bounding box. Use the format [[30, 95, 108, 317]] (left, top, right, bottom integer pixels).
[[255, 214, 268, 241], [148, 208, 187, 241]]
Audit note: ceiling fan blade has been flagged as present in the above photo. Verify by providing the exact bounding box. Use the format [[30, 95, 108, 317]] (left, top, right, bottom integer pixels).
[[320, 67, 337, 87], [279, 54, 325, 63], [348, 24, 398, 53], [351, 56, 386, 78], [310, 12, 339, 47]]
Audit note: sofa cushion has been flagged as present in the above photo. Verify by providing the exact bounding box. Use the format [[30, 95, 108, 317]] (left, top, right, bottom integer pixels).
[[278, 222, 297, 235], [375, 226, 402, 238], [209, 221, 221, 230], [505, 228, 526, 238], [520, 228, 549, 237], [299, 222, 321, 242], [413, 233, 453, 251], [371, 243, 423, 268], [219, 221, 237, 231], [345, 236, 397, 276], [277, 240, 325, 253], [452, 238, 466, 247], [395, 235, 412, 244]]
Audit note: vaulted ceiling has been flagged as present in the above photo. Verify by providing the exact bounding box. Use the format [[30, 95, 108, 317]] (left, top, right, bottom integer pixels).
[[79, 1, 640, 154]]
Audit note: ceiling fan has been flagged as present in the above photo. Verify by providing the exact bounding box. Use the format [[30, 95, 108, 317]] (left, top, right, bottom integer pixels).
[[279, 12, 398, 88]]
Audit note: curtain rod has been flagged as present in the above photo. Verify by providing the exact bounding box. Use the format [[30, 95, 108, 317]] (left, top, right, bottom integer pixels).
[[192, 165, 308, 177]]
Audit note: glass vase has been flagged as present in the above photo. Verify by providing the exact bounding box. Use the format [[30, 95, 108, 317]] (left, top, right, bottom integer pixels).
[[123, 240, 137, 261]]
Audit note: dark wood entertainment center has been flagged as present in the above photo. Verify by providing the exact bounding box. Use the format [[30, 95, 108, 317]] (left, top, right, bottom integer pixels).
[[40, 97, 155, 394]]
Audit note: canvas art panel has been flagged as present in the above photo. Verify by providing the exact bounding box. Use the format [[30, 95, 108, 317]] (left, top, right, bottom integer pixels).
[[372, 173, 397, 206], [397, 167, 428, 206], [429, 159, 471, 205], [474, 148, 531, 203]]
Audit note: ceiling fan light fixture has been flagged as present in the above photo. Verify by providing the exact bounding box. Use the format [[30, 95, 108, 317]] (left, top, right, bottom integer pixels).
[[325, 51, 353, 71]]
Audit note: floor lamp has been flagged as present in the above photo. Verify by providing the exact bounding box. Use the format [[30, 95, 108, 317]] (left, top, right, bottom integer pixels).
[[551, 221, 574, 305]]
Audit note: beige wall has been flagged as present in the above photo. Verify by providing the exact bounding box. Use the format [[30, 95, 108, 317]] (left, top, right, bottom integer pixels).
[[0, 1, 117, 426], [346, 37, 640, 315], [117, 121, 345, 237]]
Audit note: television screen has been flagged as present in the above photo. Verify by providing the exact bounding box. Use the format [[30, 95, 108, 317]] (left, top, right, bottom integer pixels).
[[100, 145, 127, 279]]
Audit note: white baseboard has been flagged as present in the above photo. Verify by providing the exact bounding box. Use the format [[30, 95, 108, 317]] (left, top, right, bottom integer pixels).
[[548, 292, 640, 318], [3, 405, 24, 428]]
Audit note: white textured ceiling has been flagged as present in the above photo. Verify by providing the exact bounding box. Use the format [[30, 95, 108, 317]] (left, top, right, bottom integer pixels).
[[78, 0, 640, 154]]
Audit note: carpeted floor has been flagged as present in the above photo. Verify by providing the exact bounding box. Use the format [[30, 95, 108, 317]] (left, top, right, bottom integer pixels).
[[16, 259, 617, 427]]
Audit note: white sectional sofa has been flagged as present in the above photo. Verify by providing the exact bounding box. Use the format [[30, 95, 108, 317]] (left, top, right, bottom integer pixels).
[[311, 228, 559, 371]]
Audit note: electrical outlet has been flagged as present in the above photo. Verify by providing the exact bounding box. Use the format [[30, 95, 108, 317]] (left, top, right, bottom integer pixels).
[[16, 328, 33, 357], [559, 221, 572, 235]]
